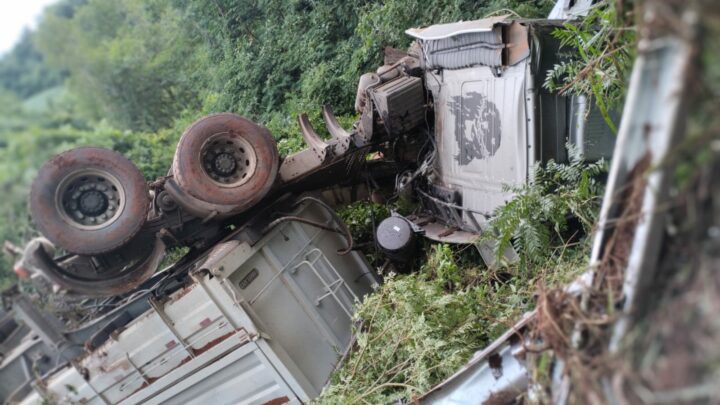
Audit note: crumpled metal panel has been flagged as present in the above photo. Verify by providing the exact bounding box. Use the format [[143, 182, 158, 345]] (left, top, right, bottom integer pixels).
[[420, 30, 504, 69], [406, 16, 509, 40], [408, 17, 530, 70], [427, 61, 531, 221], [18, 275, 258, 405], [81, 284, 248, 403]]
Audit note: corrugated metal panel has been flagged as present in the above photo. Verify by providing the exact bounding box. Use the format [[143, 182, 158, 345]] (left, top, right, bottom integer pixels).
[[568, 95, 616, 161], [421, 30, 503, 69], [136, 340, 299, 405]]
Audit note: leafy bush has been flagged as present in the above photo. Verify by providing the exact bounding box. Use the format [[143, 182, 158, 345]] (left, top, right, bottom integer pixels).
[[318, 245, 502, 403], [485, 145, 607, 266], [320, 148, 608, 403], [338, 201, 390, 245], [178, 0, 553, 122], [35, 0, 208, 131], [543, 0, 636, 132]]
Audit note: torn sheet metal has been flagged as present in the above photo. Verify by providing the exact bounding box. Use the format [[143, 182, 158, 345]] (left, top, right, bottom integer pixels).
[[417, 313, 534, 404], [408, 17, 531, 70], [588, 22, 695, 352], [406, 16, 509, 40]]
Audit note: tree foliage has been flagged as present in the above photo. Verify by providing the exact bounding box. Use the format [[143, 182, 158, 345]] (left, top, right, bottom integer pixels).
[[176, 0, 553, 121], [318, 244, 527, 403], [485, 145, 607, 267], [543, 0, 636, 132], [34, 0, 208, 131], [0, 30, 64, 99]]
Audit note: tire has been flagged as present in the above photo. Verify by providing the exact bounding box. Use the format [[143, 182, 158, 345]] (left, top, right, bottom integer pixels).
[[172, 113, 279, 210], [29, 235, 165, 296], [29, 147, 150, 255]]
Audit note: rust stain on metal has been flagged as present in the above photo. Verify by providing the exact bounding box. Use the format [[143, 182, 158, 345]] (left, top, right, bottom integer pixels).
[[438, 227, 458, 237], [83, 329, 241, 401], [170, 282, 196, 301], [125, 330, 239, 400], [29, 147, 150, 256], [262, 396, 290, 405], [198, 240, 240, 272], [192, 331, 235, 356], [128, 376, 160, 398], [99, 358, 131, 374], [178, 355, 193, 367], [485, 388, 523, 405]]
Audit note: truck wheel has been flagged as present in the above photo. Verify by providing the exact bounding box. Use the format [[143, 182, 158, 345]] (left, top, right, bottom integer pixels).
[[30, 147, 150, 255], [172, 113, 279, 210], [29, 235, 165, 296]]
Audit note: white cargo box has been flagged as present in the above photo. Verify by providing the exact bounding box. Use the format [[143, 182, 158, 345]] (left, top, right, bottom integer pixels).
[[19, 200, 376, 405]]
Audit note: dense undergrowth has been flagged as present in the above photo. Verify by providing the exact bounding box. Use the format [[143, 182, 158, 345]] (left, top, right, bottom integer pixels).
[[319, 152, 607, 403]]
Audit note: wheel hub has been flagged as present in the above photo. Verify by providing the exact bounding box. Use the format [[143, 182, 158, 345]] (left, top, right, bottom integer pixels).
[[79, 190, 109, 216], [200, 132, 257, 187], [56, 170, 125, 230], [213, 152, 237, 176]]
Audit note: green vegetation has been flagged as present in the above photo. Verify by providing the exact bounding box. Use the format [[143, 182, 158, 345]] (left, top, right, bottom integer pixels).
[[0, 30, 64, 99], [486, 145, 607, 267], [317, 244, 591, 403], [544, 1, 635, 132], [317, 156, 604, 403]]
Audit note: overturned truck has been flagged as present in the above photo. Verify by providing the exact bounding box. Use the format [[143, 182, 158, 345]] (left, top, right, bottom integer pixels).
[[0, 15, 613, 405]]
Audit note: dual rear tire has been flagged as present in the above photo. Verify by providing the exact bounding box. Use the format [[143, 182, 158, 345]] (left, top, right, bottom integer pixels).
[[30, 113, 279, 257]]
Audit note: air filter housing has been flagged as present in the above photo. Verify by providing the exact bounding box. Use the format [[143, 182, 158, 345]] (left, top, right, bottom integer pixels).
[[376, 216, 416, 262]]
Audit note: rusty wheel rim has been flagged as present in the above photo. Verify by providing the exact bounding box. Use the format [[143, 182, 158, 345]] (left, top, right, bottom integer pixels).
[[200, 131, 257, 188], [55, 169, 126, 231]]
